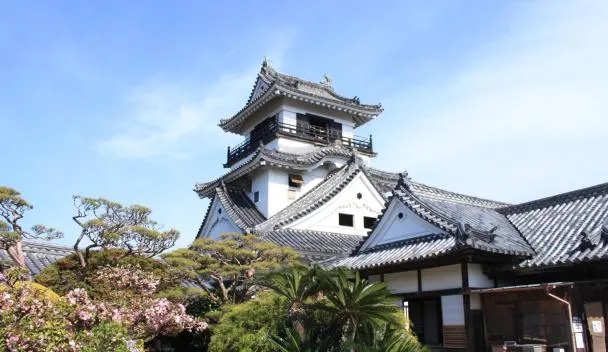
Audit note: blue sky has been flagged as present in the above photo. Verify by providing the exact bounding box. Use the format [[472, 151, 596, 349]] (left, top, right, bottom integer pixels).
[[1, 1, 607, 249]]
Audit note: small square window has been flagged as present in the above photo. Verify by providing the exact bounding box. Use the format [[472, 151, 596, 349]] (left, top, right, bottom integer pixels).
[[287, 189, 296, 200], [254, 191, 260, 203], [364, 217, 376, 229], [288, 174, 304, 188], [339, 213, 354, 227]]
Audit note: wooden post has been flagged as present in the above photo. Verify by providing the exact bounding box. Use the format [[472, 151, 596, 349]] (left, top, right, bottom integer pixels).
[[462, 261, 474, 351]]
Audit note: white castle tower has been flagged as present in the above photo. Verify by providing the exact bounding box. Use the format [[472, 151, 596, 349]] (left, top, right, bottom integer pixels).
[[194, 61, 394, 260]]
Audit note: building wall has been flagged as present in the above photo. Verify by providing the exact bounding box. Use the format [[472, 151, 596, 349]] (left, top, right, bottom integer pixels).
[[441, 295, 465, 325], [288, 172, 385, 236], [384, 271, 418, 293], [422, 264, 462, 291], [468, 263, 494, 288], [249, 169, 270, 217], [197, 195, 242, 239], [280, 100, 357, 139]]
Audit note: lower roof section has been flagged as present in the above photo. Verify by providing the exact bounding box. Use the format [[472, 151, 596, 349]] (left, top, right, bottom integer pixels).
[[333, 234, 456, 270], [261, 229, 364, 261], [0, 241, 73, 275]]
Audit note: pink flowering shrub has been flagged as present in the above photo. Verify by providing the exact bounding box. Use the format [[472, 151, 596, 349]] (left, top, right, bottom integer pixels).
[[0, 266, 207, 352]]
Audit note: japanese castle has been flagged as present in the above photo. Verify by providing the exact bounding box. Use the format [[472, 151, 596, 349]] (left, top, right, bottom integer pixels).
[[5, 61, 606, 351], [194, 61, 608, 352]]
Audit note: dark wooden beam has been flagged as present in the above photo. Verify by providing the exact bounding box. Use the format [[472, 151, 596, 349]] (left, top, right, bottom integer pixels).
[[417, 269, 422, 293]]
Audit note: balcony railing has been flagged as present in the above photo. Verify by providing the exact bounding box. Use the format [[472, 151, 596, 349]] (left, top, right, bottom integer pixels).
[[225, 121, 373, 167]]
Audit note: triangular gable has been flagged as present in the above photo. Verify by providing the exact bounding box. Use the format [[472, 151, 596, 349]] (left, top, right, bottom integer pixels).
[[287, 171, 386, 236], [359, 198, 447, 251], [197, 193, 243, 240], [255, 162, 386, 236], [247, 75, 272, 105]]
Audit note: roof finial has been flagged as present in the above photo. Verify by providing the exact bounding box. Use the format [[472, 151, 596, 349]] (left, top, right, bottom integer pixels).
[[322, 73, 332, 86], [262, 56, 271, 70]]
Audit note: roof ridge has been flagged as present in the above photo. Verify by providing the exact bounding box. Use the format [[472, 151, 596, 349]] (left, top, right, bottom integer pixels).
[[360, 233, 452, 254], [22, 241, 73, 251], [499, 181, 608, 214], [409, 180, 510, 208]]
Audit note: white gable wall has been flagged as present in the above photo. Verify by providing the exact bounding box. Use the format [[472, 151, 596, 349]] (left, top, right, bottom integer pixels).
[[360, 199, 447, 251], [288, 172, 385, 236], [197, 195, 243, 240]]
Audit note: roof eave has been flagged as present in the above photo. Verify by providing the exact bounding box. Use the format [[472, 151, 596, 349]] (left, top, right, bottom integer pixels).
[[219, 85, 383, 133]]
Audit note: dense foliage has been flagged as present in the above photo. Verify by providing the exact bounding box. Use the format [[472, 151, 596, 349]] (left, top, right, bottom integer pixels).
[[0, 266, 206, 351], [35, 249, 184, 299], [163, 233, 300, 304], [264, 266, 425, 352], [208, 291, 289, 352]]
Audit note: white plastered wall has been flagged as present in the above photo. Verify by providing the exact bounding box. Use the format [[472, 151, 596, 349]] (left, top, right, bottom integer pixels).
[[421, 264, 462, 291], [468, 263, 494, 288], [197, 195, 242, 240], [441, 295, 465, 325], [360, 200, 447, 251], [287, 172, 385, 236], [384, 271, 418, 294]]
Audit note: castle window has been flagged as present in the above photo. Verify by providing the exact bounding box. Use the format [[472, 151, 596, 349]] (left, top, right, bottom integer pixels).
[[254, 191, 260, 203], [364, 217, 376, 229], [288, 174, 304, 188], [339, 213, 354, 227]]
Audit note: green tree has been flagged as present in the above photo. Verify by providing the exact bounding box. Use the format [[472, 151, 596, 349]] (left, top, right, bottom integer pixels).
[[71, 196, 179, 268], [208, 291, 288, 352], [0, 186, 62, 269], [162, 233, 300, 304]]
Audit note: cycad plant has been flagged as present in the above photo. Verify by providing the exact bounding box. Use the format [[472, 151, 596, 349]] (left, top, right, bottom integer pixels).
[[320, 270, 398, 343], [262, 265, 320, 340], [262, 266, 425, 352]]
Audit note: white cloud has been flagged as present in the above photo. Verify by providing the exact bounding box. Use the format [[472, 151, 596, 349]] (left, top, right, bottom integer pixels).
[[377, 1, 608, 202], [95, 70, 254, 158], [96, 29, 294, 158]]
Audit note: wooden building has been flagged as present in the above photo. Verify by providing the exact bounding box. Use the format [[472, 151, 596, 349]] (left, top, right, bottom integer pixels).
[[336, 175, 608, 352]]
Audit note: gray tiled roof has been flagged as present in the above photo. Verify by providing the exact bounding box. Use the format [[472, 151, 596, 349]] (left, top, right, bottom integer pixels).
[[500, 182, 608, 269], [366, 168, 509, 207], [0, 242, 72, 275], [194, 145, 354, 198], [334, 234, 456, 270], [216, 184, 266, 229], [220, 63, 383, 132], [340, 180, 608, 271], [262, 229, 365, 260], [197, 184, 266, 237], [336, 181, 534, 270]]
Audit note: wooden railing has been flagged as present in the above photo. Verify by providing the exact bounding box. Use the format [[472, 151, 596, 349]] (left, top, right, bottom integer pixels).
[[225, 121, 373, 166]]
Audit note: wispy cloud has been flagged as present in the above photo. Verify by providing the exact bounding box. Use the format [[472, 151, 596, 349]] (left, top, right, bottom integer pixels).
[[378, 1, 608, 202], [95, 70, 254, 158], [96, 29, 294, 159]]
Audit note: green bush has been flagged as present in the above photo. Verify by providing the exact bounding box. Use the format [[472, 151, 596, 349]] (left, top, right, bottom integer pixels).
[[35, 249, 181, 299], [208, 291, 288, 352]]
